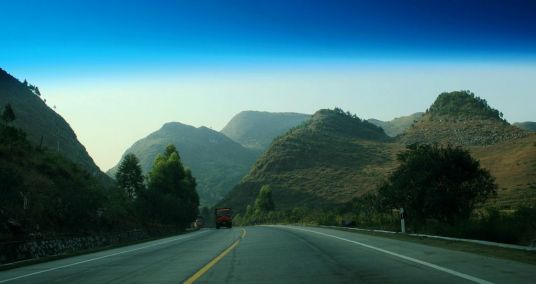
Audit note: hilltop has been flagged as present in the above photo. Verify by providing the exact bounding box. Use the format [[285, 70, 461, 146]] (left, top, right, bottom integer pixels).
[[368, 112, 423, 137], [217, 108, 398, 212], [220, 111, 310, 150], [108, 122, 258, 206], [0, 68, 111, 185], [400, 91, 528, 146]]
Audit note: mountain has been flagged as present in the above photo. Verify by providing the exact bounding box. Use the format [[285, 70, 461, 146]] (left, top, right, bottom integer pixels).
[[399, 91, 528, 146], [367, 112, 424, 137], [220, 111, 310, 150], [0, 68, 111, 185], [514, 122, 536, 132], [108, 122, 258, 206], [217, 108, 398, 213], [220, 92, 536, 212]]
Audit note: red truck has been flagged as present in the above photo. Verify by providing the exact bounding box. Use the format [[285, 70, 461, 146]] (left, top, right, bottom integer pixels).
[[215, 207, 233, 229]]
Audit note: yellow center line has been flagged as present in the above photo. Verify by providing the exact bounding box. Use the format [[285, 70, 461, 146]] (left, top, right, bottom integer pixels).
[[183, 228, 246, 284]]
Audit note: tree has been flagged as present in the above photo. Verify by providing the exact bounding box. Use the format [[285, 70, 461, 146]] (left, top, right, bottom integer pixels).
[[2, 104, 15, 124], [255, 185, 275, 214], [378, 144, 497, 224], [115, 153, 144, 200], [143, 145, 199, 227]]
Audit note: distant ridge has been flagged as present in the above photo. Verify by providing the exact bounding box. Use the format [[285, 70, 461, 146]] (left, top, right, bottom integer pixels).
[[220, 111, 310, 150], [514, 121, 536, 132], [108, 121, 258, 206], [367, 112, 424, 137]]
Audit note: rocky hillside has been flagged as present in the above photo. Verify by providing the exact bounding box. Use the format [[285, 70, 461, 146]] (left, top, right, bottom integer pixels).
[[0, 68, 111, 185], [400, 91, 528, 146], [220, 111, 310, 150], [217, 108, 399, 213], [108, 122, 258, 206], [368, 112, 423, 137]]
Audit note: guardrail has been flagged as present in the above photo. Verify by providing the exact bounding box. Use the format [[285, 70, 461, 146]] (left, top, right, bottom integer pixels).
[[319, 225, 536, 252]]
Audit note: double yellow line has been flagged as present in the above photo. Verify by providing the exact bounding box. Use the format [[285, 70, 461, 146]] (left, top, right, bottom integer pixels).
[[184, 228, 246, 284]]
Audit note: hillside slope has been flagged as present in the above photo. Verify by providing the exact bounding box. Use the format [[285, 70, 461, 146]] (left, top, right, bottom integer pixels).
[[0, 68, 111, 185], [218, 109, 399, 213], [108, 122, 258, 206], [220, 111, 310, 150], [399, 91, 528, 146], [368, 112, 423, 137]]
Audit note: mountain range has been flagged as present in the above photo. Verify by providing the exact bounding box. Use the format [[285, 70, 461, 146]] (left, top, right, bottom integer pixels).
[[219, 91, 536, 213], [108, 111, 309, 206]]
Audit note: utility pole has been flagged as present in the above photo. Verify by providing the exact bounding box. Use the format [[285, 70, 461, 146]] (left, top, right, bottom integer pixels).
[[400, 208, 406, 233]]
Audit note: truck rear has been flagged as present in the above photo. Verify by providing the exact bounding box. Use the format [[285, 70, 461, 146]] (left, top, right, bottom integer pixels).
[[215, 207, 233, 229]]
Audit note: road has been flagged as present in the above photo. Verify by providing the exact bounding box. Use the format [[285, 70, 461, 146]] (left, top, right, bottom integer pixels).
[[1, 225, 535, 283]]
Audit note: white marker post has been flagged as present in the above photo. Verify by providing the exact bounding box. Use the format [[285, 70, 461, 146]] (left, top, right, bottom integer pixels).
[[400, 208, 406, 233]]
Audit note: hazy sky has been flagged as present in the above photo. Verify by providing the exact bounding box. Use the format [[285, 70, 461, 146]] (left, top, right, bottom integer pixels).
[[1, 0, 536, 171]]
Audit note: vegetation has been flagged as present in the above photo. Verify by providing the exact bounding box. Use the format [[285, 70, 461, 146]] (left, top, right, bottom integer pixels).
[[378, 144, 497, 224], [138, 145, 200, 228], [428, 90, 505, 121], [217, 108, 397, 213], [108, 122, 258, 206], [0, 107, 200, 240], [115, 153, 144, 200], [0, 68, 111, 185]]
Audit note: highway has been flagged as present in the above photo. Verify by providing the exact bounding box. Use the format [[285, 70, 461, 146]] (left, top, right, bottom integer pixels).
[[1, 226, 535, 283]]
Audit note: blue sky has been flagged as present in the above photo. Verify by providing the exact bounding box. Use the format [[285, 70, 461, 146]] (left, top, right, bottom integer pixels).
[[1, 0, 536, 170]]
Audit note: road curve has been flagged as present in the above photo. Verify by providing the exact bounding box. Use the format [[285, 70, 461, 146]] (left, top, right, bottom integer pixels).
[[1, 225, 535, 283]]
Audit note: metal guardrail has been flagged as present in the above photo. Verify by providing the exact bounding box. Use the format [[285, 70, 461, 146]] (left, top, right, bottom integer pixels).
[[319, 225, 536, 252]]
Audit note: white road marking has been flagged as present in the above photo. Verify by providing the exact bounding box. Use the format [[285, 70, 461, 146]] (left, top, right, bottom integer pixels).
[[0, 230, 210, 283], [281, 226, 494, 284]]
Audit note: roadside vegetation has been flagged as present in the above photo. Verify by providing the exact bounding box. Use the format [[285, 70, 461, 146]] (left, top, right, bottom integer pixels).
[[235, 143, 536, 246], [0, 104, 199, 241]]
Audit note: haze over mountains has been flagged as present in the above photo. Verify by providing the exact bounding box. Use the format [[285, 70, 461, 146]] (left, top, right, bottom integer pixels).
[[0, 68, 111, 185], [221, 111, 310, 150], [108, 111, 310, 206], [367, 112, 423, 137]]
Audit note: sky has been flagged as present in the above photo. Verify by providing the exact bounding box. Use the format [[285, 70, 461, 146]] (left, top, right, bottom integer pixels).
[[1, 0, 536, 171]]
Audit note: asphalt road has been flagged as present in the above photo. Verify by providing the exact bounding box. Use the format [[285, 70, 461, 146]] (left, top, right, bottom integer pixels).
[[1, 226, 535, 283]]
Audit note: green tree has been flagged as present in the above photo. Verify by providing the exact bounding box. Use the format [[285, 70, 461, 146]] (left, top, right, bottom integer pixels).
[[255, 185, 275, 214], [378, 144, 497, 224], [115, 153, 144, 200], [143, 144, 199, 227], [2, 104, 15, 124]]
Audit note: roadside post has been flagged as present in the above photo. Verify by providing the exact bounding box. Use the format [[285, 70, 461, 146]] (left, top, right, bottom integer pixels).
[[400, 208, 406, 233]]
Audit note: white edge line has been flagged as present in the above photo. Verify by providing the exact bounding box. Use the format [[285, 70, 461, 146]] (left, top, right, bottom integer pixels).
[[279, 226, 494, 284], [0, 230, 210, 283]]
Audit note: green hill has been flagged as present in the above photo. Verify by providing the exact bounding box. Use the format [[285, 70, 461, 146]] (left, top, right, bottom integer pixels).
[[0, 68, 111, 185], [400, 91, 528, 146], [108, 122, 258, 206], [217, 108, 398, 213], [514, 121, 536, 132], [220, 111, 310, 150], [367, 112, 423, 137], [220, 92, 536, 212]]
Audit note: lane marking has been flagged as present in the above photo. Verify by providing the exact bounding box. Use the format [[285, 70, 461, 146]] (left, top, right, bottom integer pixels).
[[281, 226, 494, 284], [0, 230, 210, 283], [183, 228, 246, 284]]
